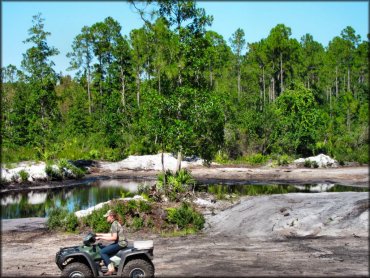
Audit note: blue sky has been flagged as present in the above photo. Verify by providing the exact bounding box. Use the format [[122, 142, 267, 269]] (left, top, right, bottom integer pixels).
[[2, 1, 368, 76]]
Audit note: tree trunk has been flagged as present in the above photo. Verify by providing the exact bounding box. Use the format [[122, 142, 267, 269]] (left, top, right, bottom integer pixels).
[[120, 69, 126, 107], [335, 66, 338, 97], [136, 69, 141, 109], [280, 52, 284, 93], [262, 66, 266, 107], [237, 68, 241, 100], [347, 68, 350, 92], [176, 150, 182, 173], [161, 149, 166, 187], [87, 67, 92, 115]]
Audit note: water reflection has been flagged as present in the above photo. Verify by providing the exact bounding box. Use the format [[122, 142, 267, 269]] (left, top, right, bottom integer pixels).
[[196, 183, 368, 196], [2, 180, 367, 219], [1, 179, 155, 219]]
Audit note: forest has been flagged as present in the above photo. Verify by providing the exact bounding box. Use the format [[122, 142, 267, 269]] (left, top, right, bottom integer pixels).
[[1, 1, 368, 166]]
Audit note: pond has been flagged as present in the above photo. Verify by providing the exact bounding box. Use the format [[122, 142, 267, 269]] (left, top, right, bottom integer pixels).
[[1, 179, 155, 219], [1, 179, 367, 219]]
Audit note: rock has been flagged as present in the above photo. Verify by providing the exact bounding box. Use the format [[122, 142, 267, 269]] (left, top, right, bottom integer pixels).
[[206, 192, 368, 239]]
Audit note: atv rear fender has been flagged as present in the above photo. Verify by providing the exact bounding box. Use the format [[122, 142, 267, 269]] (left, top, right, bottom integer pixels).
[[117, 249, 154, 274]]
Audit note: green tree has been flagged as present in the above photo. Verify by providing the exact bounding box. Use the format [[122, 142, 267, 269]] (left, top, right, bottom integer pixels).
[[229, 28, 246, 100], [270, 83, 323, 156], [67, 26, 94, 114], [20, 13, 60, 150]]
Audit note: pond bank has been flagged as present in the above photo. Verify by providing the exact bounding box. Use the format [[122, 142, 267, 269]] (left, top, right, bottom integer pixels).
[[2, 165, 367, 194]]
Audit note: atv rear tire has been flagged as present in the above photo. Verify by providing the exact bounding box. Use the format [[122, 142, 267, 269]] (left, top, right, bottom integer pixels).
[[61, 262, 93, 278], [121, 258, 154, 278]]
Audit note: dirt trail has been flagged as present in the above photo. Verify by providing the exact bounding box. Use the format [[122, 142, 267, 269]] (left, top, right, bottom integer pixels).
[[1, 229, 368, 277]]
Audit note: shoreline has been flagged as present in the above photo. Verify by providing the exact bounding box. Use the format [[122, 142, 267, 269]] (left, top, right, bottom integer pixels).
[[1, 165, 368, 194]]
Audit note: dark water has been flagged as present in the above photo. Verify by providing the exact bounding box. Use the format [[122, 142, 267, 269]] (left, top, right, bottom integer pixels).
[[196, 183, 368, 198], [1, 179, 155, 219], [1, 179, 367, 219]]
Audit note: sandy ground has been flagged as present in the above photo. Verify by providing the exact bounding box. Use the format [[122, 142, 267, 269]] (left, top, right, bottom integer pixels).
[[1, 166, 369, 277]]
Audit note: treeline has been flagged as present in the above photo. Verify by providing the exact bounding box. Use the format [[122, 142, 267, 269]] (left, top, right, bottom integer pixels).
[[1, 1, 368, 165]]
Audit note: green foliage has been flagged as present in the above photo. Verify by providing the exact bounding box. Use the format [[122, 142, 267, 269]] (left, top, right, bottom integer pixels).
[[244, 153, 269, 165], [45, 164, 62, 180], [131, 217, 144, 231], [47, 208, 79, 232], [304, 160, 319, 168], [270, 84, 323, 156], [166, 202, 205, 231], [156, 169, 195, 201], [57, 159, 85, 179], [18, 170, 29, 182], [1, 11, 367, 166], [276, 154, 293, 166], [82, 204, 111, 232]]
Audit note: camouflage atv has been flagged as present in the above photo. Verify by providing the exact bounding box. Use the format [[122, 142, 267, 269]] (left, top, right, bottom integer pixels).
[[55, 232, 154, 277]]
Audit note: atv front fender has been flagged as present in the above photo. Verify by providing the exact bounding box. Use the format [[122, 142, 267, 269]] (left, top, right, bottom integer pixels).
[[58, 252, 99, 277]]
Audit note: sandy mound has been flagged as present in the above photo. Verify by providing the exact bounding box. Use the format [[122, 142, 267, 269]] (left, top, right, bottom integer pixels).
[[99, 153, 204, 172]]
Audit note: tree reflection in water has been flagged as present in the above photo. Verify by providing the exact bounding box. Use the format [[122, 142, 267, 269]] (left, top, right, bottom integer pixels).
[[1, 179, 155, 219]]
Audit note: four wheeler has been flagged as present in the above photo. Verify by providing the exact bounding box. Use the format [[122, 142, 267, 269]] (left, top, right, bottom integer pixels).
[[55, 232, 155, 277]]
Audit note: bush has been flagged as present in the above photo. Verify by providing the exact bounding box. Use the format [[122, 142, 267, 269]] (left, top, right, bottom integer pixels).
[[304, 159, 319, 168], [18, 170, 29, 182], [245, 153, 269, 165], [47, 208, 79, 232], [131, 217, 144, 231], [277, 154, 292, 166], [156, 169, 195, 201], [166, 202, 205, 231], [82, 205, 111, 232], [45, 164, 62, 180], [58, 159, 85, 179]]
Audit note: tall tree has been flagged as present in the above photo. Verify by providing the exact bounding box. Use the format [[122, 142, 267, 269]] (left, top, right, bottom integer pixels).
[[67, 26, 94, 114], [20, 13, 60, 149], [229, 28, 246, 100]]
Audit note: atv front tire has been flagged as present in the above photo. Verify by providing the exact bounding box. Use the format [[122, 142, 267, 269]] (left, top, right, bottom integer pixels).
[[121, 258, 154, 278], [61, 262, 93, 278]]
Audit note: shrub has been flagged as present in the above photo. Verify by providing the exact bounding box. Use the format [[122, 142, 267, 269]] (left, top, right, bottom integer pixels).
[[155, 169, 195, 201], [18, 170, 29, 182], [47, 208, 79, 232], [246, 153, 269, 165], [277, 154, 292, 166], [304, 160, 312, 168], [45, 164, 62, 180], [82, 205, 111, 232], [138, 200, 152, 214], [58, 159, 85, 179], [166, 202, 205, 231], [304, 159, 319, 168], [131, 217, 144, 231]]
